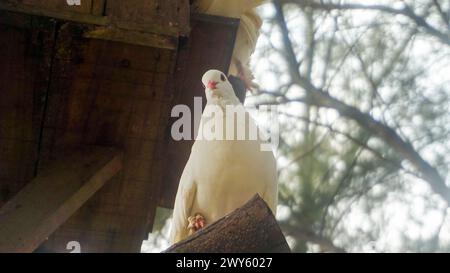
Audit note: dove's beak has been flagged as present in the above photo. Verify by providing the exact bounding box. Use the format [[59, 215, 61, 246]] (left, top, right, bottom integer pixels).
[[207, 80, 218, 90]]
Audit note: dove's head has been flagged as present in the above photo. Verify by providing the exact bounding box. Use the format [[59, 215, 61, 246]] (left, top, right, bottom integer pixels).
[[202, 69, 239, 104]]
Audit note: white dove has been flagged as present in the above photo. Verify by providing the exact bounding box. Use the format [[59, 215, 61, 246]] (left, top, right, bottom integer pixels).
[[169, 69, 278, 244]]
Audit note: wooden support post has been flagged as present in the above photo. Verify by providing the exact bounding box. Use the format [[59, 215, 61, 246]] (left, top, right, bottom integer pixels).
[[0, 146, 123, 253], [164, 195, 291, 253]]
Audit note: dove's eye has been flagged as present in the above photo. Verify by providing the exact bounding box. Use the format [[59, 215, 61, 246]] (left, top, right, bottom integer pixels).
[[220, 74, 226, 82]]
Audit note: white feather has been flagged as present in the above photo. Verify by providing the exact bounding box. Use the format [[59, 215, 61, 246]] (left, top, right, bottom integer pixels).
[[169, 70, 277, 244]]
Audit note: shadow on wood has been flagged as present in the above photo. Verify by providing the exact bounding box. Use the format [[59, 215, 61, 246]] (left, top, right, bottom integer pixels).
[[164, 195, 290, 253]]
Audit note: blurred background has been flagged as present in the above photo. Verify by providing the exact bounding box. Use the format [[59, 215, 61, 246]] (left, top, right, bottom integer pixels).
[[142, 0, 450, 252]]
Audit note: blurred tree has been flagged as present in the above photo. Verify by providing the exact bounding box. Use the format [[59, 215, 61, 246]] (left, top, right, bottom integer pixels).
[[247, 0, 450, 252]]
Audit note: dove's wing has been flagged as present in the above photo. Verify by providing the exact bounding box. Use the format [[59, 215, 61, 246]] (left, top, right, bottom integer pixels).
[[169, 157, 197, 244], [263, 170, 278, 215], [247, 115, 278, 216]]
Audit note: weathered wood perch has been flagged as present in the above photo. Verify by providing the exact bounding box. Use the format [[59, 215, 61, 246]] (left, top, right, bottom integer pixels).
[[164, 195, 291, 253]]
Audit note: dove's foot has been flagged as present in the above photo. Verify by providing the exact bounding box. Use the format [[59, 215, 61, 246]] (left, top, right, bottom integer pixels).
[[187, 213, 206, 235]]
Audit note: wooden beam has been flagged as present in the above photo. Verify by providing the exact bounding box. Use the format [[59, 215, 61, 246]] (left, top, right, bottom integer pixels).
[[164, 195, 291, 253], [84, 27, 178, 50], [0, 1, 109, 26], [104, 0, 181, 36], [0, 146, 123, 253], [0, 1, 187, 49]]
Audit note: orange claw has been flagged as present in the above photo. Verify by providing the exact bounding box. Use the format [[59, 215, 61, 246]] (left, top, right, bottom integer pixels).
[[187, 213, 206, 235]]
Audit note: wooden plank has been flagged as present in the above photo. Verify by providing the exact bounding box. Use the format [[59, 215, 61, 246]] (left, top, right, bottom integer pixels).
[[164, 195, 291, 253], [158, 14, 240, 208], [0, 12, 56, 207], [91, 0, 106, 16], [20, 0, 93, 14], [84, 27, 178, 50], [34, 22, 177, 252], [177, 0, 190, 36], [105, 0, 185, 36], [0, 1, 188, 49], [0, 1, 109, 26], [0, 146, 123, 253]]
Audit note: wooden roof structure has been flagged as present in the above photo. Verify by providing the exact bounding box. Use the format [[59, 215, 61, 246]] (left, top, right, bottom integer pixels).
[[0, 0, 240, 252]]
